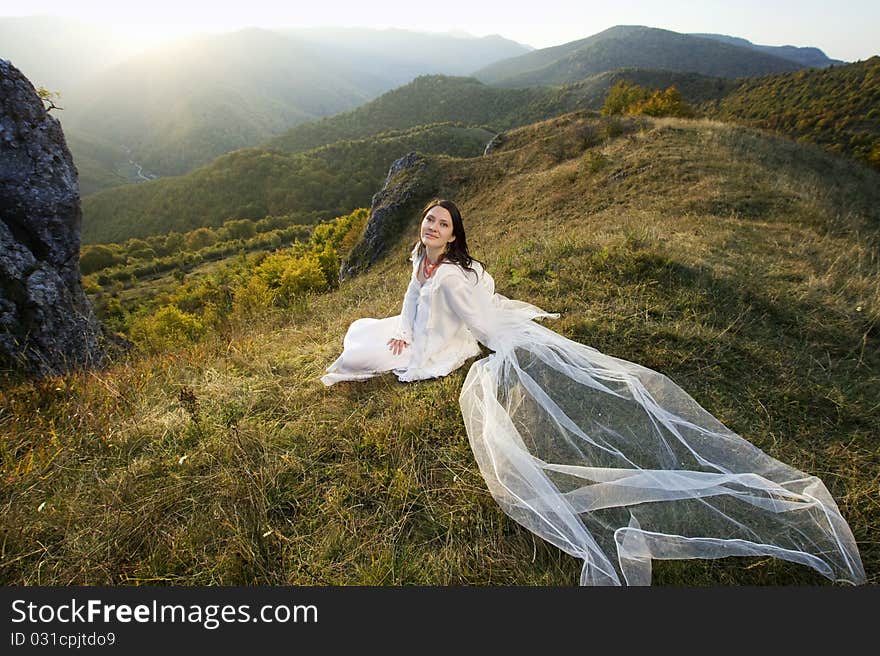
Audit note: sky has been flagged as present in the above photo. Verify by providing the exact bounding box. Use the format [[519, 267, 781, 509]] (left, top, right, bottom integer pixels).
[[4, 0, 879, 62]]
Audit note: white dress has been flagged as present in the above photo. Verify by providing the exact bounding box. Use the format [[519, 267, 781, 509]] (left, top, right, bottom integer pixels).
[[322, 247, 866, 586], [321, 245, 550, 385]]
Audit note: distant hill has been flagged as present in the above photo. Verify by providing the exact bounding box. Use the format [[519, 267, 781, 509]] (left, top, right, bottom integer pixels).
[[81, 122, 495, 244], [279, 27, 532, 88], [268, 74, 573, 154], [473, 25, 804, 87], [690, 33, 845, 68], [61, 28, 387, 180], [269, 70, 737, 158], [709, 57, 880, 169]]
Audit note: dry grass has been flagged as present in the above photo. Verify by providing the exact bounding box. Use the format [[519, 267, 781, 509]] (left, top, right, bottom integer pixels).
[[2, 115, 877, 585]]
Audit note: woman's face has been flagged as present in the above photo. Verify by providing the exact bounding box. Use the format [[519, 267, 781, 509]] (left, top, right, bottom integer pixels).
[[421, 206, 456, 250]]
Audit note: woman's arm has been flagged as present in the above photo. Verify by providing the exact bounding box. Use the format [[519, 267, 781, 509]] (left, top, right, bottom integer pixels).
[[392, 267, 420, 345], [439, 270, 499, 351]]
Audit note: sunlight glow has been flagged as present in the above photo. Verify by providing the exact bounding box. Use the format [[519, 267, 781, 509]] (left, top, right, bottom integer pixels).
[[6, 0, 879, 61]]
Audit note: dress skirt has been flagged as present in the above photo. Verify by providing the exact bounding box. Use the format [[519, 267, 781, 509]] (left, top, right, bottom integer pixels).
[[321, 316, 413, 386], [320, 262, 866, 585]]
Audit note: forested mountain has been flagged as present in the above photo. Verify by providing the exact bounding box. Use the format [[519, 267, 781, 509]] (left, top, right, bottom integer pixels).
[[472, 25, 805, 87], [82, 72, 636, 243], [268, 74, 570, 154], [81, 122, 495, 243], [81, 46, 880, 245], [1, 22, 530, 194], [551, 68, 738, 110], [710, 56, 880, 169], [690, 33, 844, 68]]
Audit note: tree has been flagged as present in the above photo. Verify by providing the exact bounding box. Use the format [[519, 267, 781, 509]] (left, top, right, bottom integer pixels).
[[36, 87, 62, 112], [602, 81, 650, 116], [185, 227, 218, 251], [80, 244, 123, 275], [602, 81, 695, 118], [223, 219, 257, 240], [632, 86, 695, 118]]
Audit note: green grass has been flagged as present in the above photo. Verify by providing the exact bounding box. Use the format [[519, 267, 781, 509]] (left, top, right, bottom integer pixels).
[[1, 115, 877, 585]]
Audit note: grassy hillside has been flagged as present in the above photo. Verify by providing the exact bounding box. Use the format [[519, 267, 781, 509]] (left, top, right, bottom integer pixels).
[[82, 122, 494, 244], [709, 56, 880, 169], [266, 74, 584, 154], [473, 25, 803, 87], [3, 113, 877, 585]]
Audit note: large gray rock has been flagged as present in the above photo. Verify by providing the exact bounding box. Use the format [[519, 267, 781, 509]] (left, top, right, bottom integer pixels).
[[340, 151, 437, 280], [0, 59, 105, 377]]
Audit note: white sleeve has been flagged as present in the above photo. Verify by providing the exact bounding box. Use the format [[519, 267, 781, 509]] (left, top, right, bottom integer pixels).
[[439, 270, 500, 351], [393, 276, 420, 344]]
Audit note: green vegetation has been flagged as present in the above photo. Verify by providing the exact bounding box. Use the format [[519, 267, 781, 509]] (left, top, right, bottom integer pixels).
[[80, 216, 311, 279], [2, 114, 877, 585], [87, 57, 880, 248], [81, 122, 493, 244], [267, 74, 554, 154], [80, 73, 662, 246], [602, 81, 696, 117], [710, 56, 880, 169], [87, 209, 368, 353], [561, 68, 737, 110]]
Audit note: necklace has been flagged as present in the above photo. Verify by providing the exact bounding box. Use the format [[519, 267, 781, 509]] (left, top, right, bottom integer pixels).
[[423, 253, 443, 278]]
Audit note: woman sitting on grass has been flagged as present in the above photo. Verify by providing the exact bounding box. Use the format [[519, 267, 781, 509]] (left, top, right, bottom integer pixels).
[[322, 198, 866, 587]]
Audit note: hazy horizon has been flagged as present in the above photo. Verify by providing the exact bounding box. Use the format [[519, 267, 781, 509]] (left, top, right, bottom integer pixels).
[[4, 1, 879, 63]]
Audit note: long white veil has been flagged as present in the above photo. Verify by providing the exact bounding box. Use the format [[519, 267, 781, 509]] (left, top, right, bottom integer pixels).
[[459, 295, 866, 586]]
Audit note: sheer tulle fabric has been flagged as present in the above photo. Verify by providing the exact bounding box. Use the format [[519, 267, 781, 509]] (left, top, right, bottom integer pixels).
[[458, 301, 866, 586]]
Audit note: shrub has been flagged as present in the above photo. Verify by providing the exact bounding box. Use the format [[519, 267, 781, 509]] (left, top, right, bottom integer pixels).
[[278, 255, 327, 302], [223, 219, 257, 240], [80, 244, 123, 275], [632, 86, 696, 118], [185, 227, 218, 251], [254, 252, 294, 289], [602, 81, 651, 116], [602, 81, 695, 118], [130, 305, 205, 351], [231, 275, 275, 320], [315, 243, 340, 289], [164, 231, 185, 254]]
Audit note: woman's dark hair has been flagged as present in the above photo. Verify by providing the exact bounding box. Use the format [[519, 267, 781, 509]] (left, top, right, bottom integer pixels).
[[413, 198, 484, 280]]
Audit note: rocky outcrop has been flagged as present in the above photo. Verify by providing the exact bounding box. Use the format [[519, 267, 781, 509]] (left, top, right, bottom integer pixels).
[[483, 131, 504, 156], [0, 59, 105, 377], [340, 151, 437, 279]]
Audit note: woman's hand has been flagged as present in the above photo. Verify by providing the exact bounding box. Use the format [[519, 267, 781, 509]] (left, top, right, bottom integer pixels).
[[387, 338, 410, 356]]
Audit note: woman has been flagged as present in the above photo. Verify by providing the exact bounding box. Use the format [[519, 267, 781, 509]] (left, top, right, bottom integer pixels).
[[322, 199, 866, 586], [322, 199, 550, 385]]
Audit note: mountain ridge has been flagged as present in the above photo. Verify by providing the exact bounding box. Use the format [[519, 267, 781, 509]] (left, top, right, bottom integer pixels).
[[472, 25, 807, 87]]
